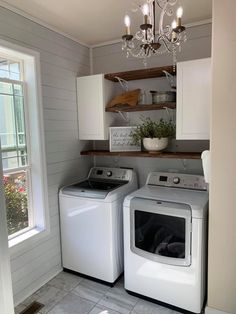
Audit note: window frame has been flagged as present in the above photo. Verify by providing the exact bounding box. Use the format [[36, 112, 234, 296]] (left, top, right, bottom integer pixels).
[[0, 39, 50, 255], [0, 76, 35, 237]]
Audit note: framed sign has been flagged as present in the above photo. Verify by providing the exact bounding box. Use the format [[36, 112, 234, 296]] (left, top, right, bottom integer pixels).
[[109, 126, 141, 152]]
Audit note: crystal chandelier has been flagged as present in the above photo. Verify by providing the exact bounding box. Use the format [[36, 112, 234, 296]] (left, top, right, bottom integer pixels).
[[122, 0, 187, 68]]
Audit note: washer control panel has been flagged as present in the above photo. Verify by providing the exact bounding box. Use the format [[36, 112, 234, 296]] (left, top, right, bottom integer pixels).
[[89, 167, 132, 181], [147, 172, 207, 190]]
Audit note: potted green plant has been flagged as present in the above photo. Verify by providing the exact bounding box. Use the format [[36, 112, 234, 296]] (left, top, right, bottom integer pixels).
[[132, 117, 175, 152]]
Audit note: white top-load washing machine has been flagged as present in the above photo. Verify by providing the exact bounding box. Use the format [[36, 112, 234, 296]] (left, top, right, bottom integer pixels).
[[59, 167, 137, 284], [123, 172, 208, 313]]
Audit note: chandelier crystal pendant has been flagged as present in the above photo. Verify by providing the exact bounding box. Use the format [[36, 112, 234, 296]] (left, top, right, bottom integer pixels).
[[122, 0, 187, 68]]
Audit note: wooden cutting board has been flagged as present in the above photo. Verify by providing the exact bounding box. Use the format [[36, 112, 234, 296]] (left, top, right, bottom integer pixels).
[[106, 89, 141, 108]]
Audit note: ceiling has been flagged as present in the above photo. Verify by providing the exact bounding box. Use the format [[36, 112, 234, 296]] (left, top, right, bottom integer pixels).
[[1, 0, 212, 46]]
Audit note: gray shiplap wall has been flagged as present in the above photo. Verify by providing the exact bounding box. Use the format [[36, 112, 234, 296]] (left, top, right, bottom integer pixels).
[[92, 23, 212, 186], [93, 24, 212, 73], [0, 6, 93, 305]]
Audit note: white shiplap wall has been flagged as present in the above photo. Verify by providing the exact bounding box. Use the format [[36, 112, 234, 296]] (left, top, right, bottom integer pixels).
[[0, 6, 93, 305]]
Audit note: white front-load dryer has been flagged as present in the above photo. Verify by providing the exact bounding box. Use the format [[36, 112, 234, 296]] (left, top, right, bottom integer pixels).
[[123, 172, 208, 313], [59, 167, 137, 284]]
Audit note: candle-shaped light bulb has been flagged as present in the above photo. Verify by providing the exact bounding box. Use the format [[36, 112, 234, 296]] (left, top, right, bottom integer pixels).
[[171, 20, 177, 41], [172, 20, 177, 30], [124, 15, 131, 27], [142, 3, 149, 24], [124, 15, 131, 35], [177, 7, 183, 18], [142, 3, 149, 15], [176, 7, 183, 27]]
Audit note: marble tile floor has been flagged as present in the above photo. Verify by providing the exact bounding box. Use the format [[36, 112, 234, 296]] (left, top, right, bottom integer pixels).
[[15, 271, 183, 314]]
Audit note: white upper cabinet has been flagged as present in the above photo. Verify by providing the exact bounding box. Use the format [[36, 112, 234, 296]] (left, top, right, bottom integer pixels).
[[77, 74, 114, 140], [176, 58, 211, 140]]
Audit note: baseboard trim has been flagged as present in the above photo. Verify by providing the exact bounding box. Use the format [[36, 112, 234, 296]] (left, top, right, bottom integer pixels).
[[205, 306, 231, 314]]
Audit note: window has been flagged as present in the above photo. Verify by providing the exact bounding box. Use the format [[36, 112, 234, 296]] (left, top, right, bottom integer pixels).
[[0, 59, 31, 237], [0, 40, 49, 249]]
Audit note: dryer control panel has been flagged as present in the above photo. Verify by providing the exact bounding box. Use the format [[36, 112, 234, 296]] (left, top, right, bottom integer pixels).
[[147, 172, 207, 191]]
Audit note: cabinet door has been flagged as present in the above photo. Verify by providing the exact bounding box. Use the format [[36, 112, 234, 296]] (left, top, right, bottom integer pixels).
[[77, 74, 107, 140], [176, 58, 211, 140]]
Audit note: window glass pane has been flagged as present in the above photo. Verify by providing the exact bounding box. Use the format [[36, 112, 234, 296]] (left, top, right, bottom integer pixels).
[[10, 62, 20, 80], [0, 81, 13, 94], [2, 151, 18, 170], [2, 150, 27, 170], [0, 94, 16, 149], [3, 171, 29, 236], [13, 84, 23, 96], [18, 134, 26, 146], [0, 59, 21, 81], [135, 210, 186, 259], [15, 95, 26, 150], [19, 150, 27, 167], [0, 59, 9, 79], [10, 72, 20, 80], [0, 83, 27, 170], [15, 96, 25, 132]]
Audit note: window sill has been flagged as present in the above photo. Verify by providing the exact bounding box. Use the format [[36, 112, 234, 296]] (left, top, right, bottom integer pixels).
[[9, 226, 50, 256]]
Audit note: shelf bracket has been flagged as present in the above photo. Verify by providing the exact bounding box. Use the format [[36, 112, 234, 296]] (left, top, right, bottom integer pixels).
[[117, 111, 130, 122], [164, 106, 175, 121], [114, 76, 129, 91], [163, 70, 176, 90]]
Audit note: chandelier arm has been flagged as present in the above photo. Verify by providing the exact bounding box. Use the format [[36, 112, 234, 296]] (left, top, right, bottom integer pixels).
[[158, 1, 168, 35], [159, 35, 172, 52], [162, 32, 173, 44], [167, 0, 178, 6], [155, 0, 164, 10], [155, 0, 177, 11]]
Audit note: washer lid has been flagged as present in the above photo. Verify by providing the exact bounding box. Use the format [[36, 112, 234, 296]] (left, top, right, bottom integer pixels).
[[61, 179, 128, 199], [124, 185, 208, 219]]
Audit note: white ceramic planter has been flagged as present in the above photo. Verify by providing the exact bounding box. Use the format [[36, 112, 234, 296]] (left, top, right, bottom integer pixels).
[[143, 137, 168, 152]]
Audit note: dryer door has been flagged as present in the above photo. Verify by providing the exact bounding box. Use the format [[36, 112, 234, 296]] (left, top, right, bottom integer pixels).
[[130, 197, 192, 266]]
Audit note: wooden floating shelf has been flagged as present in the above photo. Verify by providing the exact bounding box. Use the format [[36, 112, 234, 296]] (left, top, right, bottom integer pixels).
[[105, 102, 176, 112], [81, 150, 201, 160], [104, 65, 175, 82]]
